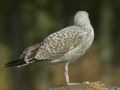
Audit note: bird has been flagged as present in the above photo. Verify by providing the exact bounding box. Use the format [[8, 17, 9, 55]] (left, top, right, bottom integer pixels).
[[5, 11, 94, 86]]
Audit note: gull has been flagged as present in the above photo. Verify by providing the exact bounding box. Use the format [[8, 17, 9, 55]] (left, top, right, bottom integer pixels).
[[5, 11, 94, 86]]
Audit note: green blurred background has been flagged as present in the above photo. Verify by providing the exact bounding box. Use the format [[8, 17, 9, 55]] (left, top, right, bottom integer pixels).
[[0, 0, 120, 90]]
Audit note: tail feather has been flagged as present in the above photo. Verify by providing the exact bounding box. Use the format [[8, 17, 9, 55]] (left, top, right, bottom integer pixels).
[[5, 59, 26, 68]]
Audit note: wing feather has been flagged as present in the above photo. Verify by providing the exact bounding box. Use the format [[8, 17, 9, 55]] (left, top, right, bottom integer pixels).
[[33, 26, 87, 61], [20, 26, 87, 63]]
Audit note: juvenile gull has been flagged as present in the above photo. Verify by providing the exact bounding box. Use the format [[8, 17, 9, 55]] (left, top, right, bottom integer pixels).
[[5, 11, 94, 85]]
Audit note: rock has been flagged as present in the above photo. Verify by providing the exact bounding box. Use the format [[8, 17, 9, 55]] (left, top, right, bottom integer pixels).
[[50, 81, 120, 90]]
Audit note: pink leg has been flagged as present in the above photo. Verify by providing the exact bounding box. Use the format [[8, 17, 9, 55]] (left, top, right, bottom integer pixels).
[[64, 63, 80, 86]]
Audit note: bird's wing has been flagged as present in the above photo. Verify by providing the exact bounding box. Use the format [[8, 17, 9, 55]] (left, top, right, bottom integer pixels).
[[21, 25, 87, 63]]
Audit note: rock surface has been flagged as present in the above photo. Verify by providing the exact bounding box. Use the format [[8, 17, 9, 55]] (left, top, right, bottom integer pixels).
[[50, 81, 120, 90]]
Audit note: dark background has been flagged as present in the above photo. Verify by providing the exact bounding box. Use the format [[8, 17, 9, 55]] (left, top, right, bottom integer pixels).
[[0, 0, 120, 90]]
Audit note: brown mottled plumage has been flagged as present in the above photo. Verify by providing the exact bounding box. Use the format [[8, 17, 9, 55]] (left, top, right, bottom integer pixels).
[[5, 11, 94, 85]]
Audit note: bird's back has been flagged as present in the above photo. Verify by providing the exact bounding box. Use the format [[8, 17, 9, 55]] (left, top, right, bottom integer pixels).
[[20, 25, 94, 64]]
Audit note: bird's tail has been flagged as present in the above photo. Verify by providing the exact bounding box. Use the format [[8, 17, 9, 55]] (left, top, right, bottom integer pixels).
[[5, 59, 27, 68]]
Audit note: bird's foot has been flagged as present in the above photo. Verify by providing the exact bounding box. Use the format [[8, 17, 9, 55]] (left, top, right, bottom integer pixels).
[[66, 83, 80, 86]]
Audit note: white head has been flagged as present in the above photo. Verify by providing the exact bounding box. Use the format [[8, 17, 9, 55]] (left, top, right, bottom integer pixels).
[[74, 11, 90, 26]]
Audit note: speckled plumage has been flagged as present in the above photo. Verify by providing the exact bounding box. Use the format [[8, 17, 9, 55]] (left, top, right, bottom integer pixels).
[[20, 12, 94, 65], [5, 11, 94, 85]]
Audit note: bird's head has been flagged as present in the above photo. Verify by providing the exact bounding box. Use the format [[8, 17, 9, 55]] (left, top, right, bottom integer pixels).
[[74, 11, 90, 26]]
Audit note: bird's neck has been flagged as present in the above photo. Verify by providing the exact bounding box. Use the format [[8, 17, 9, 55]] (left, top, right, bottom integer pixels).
[[74, 18, 91, 29], [76, 21, 92, 32]]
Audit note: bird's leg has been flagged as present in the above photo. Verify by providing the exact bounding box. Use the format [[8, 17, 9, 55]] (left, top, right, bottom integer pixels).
[[64, 63, 80, 86], [64, 62, 69, 85]]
